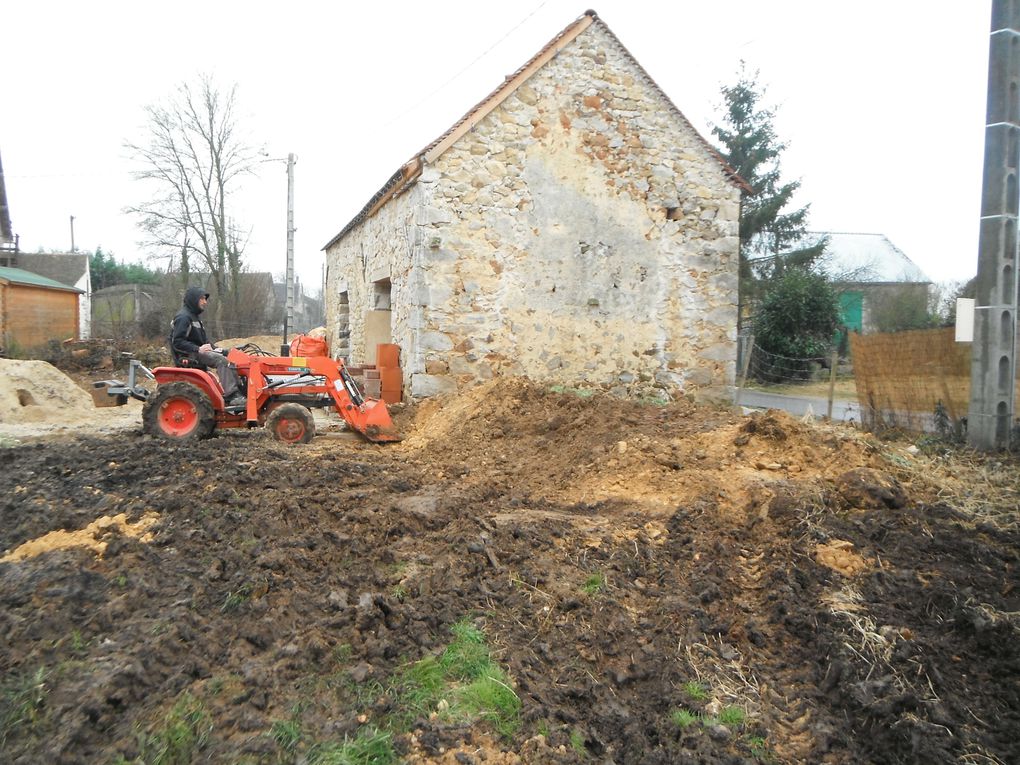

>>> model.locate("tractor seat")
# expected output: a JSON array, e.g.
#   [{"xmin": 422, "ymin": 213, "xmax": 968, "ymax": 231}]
[{"xmin": 176, "ymin": 356, "xmax": 209, "ymax": 372}]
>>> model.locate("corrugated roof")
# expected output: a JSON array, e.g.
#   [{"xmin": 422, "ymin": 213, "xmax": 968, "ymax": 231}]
[
  {"xmin": 323, "ymin": 9, "xmax": 748, "ymax": 251},
  {"xmin": 797, "ymin": 232, "xmax": 930, "ymax": 284},
  {"xmin": 0, "ymin": 266, "xmax": 84, "ymax": 292}
]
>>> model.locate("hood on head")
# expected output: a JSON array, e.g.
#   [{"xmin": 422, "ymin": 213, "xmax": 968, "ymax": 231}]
[{"xmin": 183, "ymin": 286, "xmax": 209, "ymax": 314}]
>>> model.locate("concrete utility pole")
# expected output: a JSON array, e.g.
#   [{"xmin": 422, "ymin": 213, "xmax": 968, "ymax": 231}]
[
  {"xmin": 69, "ymin": 215, "xmax": 75, "ymax": 253},
  {"xmin": 283, "ymin": 153, "xmax": 296, "ymax": 351},
  {"xmin": 969, "ymin": 0, "xmax": 1020, "ymax": 450}
]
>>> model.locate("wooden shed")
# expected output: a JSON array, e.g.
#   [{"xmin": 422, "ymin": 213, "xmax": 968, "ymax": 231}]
[{"xmin": 0, "ymin": 266, "xmax": 82, "ymax": 351}]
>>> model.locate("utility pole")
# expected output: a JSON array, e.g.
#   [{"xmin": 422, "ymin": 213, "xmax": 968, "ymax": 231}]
[
  {"xmin": 969, "ymin": 0, "xmax": 1020, "ymax": 450},
  {"xmin": 282, "ymin": 153, "xmax": 296, "ymax": 353},
  {"xmin": 69, "ymin": 215, "xmax": 76, "ymax": 253}
]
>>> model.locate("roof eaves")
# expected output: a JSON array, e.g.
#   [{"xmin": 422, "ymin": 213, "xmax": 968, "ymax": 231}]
[{"xmin": 323, "ymin": 159, "xmax": 423, "ymax": 251}]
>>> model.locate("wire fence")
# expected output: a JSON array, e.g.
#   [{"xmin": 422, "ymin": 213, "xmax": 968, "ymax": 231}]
[
  {"xmin": 735, "ymin": 335, "xmax": 856, "ymax": 422},
  {"xmin": 744, "ymin": 343, "xmax": 834, "ymax": 385},
  {"xmin": 736, "ymin": 328, "xmax": 985, "ymax": 436}
]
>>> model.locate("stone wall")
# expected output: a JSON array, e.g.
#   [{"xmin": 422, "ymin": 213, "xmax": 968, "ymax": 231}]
[
  {"xmin": 324, "ymin": 187, "xmax": 421, "ymax": 368},
  {"xmin": 326, "ymin": 20, "xmax": 740, "ymax": 399}
]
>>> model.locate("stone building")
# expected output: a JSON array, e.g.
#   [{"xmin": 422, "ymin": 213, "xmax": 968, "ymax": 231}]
[{"xmin": 323, "ymin": 10, "xmax": 746, "ymax": 399}]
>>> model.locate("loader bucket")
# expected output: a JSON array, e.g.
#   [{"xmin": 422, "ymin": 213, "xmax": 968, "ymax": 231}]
[
  {"xmin": 346, "ymin": 399, "xmax": 402, "ymax": 442},
  {"xmin": 91, "ymin": 380, "xmax": 127, "ymax": 407}
]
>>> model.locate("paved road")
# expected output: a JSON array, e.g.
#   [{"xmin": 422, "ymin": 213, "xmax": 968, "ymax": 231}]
[{"xmin": 736, "ymin": 389, "xmax": 861, "ymax": 424}]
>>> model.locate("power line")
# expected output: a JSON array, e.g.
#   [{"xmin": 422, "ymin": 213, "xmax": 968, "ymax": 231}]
[{"xmin": 379, "ymin": 0, "xmax": 550, "ymax": 131}]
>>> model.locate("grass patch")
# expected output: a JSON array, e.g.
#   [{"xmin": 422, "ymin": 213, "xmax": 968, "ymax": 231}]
[
  {"xmin": 281, "ymin": 618, "xmax": 520, "ymax": 760},
  {"xmin": 220, "ymin": 583, "xmax": 252, "ymax": 613},
  {"xmin": 682, "ymin": 681, "xmax": 707, "ymax": 701},
  {"xmin": 306, "ymin": 726, "xmax": 395, "ymax": 764},
  {"xmin": 134, "ymin": 692, "xmax": 212, "ymax": 765},
  {"xmin": 455, "ymin": 667, "xmax": 521, "ymax": 739},
  {"xmin": 581, "ymin": 572, "xmax": 606, "ymax": 596},
  {"xmin": 270, "ymin": 717, "xmax": 303, "ymax": 753},
  {"xmin": 748, "ymin": 734, "xmax": 778, "ymax": 762},
  {"xmin": 569, "ymin": 728, "xmax": 587, "ymax": 757},
  {"xmin": 439, "ymin": 620, "xmax": 491, "ymax": 680},
  {"xmin": 333, "ymin": 643, "xmax": 354, "ymax": 664},
  {"xmin": 391, "ymin": 656, "xmax": 444, "ymax": 724},
  {"xmin": 718, "ymin": 705, "xmax": 746, "ymax": 727},
  {"xmin": 70, "ymin": 629, "xmax": 87, "ymax": 653},
  {"xmin": 0, "ymin": 666, "xmax": 48, "ymax": 747},
  {"xmin": 635, "ymin": 393, "xmax": 671, "ymax": 406},
  {"xmin": 670, "ymin": 708, "xmax": 700, "ymax": 729},
  {"xmin": 549, "ymin": 385, "xmax": 597, "ymax": 399},
  {"xmin": 389, "ymin": 618, "xmax": 520, "ymax": 739}
]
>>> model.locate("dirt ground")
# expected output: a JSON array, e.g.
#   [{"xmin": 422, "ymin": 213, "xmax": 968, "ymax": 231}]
[{"xmin": 1, "ymin": 359, "xmax": 1018, "ymax": 764}]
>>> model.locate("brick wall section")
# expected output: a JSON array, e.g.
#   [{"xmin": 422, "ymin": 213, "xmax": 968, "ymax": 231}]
[{"xmin": 326, "ymin": 22, "xmax": 739, "ymax": 399}]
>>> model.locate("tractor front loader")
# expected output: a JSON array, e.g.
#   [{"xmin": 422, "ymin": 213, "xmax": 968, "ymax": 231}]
[{"xmin": 99, "ymin": 345, "xmax": 400, "ymax": 444}]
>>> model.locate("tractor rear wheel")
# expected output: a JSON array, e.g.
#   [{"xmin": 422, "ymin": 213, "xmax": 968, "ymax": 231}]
[
  {"xmin": 142, "ymin": 382, "xmax": 216, "ymax": 441},
  {"xmin": 266, "ymin": 403, "xmax": 315, "ymax": 444}
]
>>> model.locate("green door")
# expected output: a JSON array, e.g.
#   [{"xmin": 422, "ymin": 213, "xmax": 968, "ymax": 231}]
[{"xmin": 839, "ymin": 291, "xmax": 863, "ymax": 332}]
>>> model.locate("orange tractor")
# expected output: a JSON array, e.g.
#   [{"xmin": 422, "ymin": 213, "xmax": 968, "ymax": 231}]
[{"xmin": 97, "ymin": 344, "xmax": 400, "ymax": 444}]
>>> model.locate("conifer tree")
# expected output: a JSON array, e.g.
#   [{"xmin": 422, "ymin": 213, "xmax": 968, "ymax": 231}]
[{"xmin": 712, "ymin": 65, "xmax": 825, "ymax": 296}]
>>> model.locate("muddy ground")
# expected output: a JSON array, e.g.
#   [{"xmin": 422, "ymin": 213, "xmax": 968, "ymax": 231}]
[{"xmin": 1, "ymin": 375, "xmax": 1018, "ymax": 764}]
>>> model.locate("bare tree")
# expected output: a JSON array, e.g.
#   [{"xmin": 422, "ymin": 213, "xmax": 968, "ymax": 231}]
[{"xmin": 125, "ymin": 76, "xmax": 260, "ymax": 334}]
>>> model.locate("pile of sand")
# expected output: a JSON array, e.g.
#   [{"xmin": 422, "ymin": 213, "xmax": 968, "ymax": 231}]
[
  {"xmin": 0, "ymin": 359, "xmax": 142, "ymax": 438},
  {"xmin": 0, "ymin": 359, "xmax": 98, "ymax": 424}
]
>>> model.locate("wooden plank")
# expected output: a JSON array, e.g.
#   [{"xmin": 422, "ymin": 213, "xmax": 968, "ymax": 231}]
[{"xmin": 5, "ymin": 284, "xmax": 79, "ymax": 348}]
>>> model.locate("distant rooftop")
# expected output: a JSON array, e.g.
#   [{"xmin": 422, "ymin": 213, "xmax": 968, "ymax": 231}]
[
  {"xmin": 793, "ymin": 232, "xmax": 930, "ymax": 284},
  {"xmin": 16, "ymin": 252, "xmax": 89, "ymax": 287}
]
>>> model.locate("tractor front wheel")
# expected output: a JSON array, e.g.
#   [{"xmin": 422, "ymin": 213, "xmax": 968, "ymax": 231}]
[
  {"xmin": 142, "ymin": 382, "xmax": 216, "ymax": 441},
  {"xmin": 266, "ymin": 403, "xmax": 315, "ymax": 444}
]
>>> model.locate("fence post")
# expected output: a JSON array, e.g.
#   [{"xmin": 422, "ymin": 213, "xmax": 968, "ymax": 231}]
[
  {"xmin": 827, "ymin": 350, "xmax": 838, "ymax": 421},
  {"xmin": 735, "ymin": 335, "xmax": 754, "ymax": 407}
]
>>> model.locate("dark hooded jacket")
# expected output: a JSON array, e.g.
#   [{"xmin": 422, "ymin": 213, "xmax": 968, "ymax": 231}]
[{"xmin": 169, "ymin": 286, "xmax": 211, "ymax": 365}]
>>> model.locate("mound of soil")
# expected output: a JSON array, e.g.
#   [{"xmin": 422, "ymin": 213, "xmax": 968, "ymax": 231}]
[
  {"xmin": 0, "ymin": 359, "xmax": 97, "ymax": 424},
  {"xmin": 1, "ymin": 378, "xmax": 1018, "ymax": 764},
  {"xmin": 0, "ymin": 359, "xmax": 142, "ymax": 442}
]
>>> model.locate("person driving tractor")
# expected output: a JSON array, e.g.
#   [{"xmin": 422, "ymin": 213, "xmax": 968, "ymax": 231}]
[{"xmin": 169, "ymin": 286, "xmax": 244, "ymax": 406}]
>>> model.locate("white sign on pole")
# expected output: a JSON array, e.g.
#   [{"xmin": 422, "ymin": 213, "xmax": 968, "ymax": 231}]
[{"xmin": 955, "ymin": 298, "xmax": 975, "ymax": 342}]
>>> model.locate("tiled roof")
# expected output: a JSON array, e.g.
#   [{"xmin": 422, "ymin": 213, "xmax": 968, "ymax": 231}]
[
  {"xmin": 16, "ymin": 252, "xmax": 89, "ymax": 286},
  {"xmin": 323, "ymin": 9, "xmax": 748, "ymax": 250},
  {"xmin": 0, "ymin": 266, "xmax": 84, "ymax": 292}
]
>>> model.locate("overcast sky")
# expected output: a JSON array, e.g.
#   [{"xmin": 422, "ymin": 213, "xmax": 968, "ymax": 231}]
[{"xmin": 3, "ymin": 1, "xmax": 992, "ymax": 291}]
